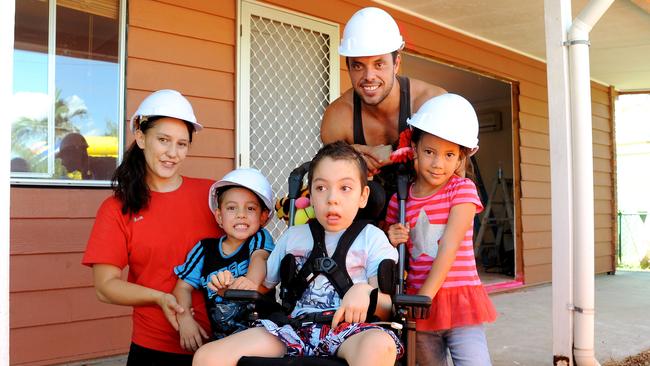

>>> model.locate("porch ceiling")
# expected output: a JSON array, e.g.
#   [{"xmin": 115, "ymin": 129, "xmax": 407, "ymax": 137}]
[{"xmin": 378, "ymin": 0, "xmax": 650, "ymax": 91}]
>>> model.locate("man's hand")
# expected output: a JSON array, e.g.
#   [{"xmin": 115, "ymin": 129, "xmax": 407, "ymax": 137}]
[
  {"xmin": 158, "ymin": 292, "xmax": 184, "ymax": 331},
  {"xmin": 352, "ymin": 144, "xmax": 393, "ymax": 175},
  {"xmin": 331, "ymin": 283, "xmax": 373, "ymax": 327},
  {"xmin": 177, "ymin": 314, "xmax": 209, "ymax": 352},
  {"xmin": 387, "ymin": 223, "xmax": 410, "ymax": 247}
]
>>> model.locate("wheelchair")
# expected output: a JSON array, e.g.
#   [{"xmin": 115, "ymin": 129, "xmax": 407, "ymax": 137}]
[{"xmin": 225, "ymin": 162, "xmax": 430, "ymax": 366}]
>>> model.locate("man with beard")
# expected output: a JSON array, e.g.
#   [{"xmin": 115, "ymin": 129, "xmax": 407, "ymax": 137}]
[{"xmin": 321, "ymin": 7, "xmax": 446, "ymax": 212}]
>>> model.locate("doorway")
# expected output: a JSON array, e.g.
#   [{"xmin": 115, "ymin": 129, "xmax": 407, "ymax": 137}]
[{"xmin": 401, "ymin": 53, "xmax": 517, "ymax": 285}]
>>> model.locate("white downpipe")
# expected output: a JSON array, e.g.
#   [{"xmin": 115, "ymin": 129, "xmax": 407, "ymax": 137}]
[{"xmin": 567, "ymin": 1, "xmax": 614, "ymax": 365}]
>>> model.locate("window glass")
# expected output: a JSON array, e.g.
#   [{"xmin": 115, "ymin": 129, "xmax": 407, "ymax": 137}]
[{"xmin": 11, "ymin": 0, "xmax": 122, "ymax": 183}]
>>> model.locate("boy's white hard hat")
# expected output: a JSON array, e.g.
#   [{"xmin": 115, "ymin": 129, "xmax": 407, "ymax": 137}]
[
  {"xmin": 129, "ymin": 89, "xmax": 203, "ymax": 133},
  {"xmin": 339, "ymin": 7, "xmax": 404, "ymax": 57},
  {"xmin": 407, "ymin": 93, "xmax": 480, "ymax": 155},
  {"xmin": 209, "ymin": 168, "xmax": 274, "ymax": 213}
]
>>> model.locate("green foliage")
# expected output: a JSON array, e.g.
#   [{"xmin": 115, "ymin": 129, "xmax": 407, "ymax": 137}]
[
  {"xmin": 11, "ymin": 89, "xmax": 87, "ymax": 174},
  {"xmin": 641, "ymin": 253, "xmax": 650, "ymax": 270}
]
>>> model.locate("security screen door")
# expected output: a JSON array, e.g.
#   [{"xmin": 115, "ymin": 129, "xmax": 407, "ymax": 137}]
[{"xmin": 238, "ymin": 0, "xmax": 339, "ymax": 236}]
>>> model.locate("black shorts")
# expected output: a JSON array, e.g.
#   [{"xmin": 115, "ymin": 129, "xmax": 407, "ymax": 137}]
[{"xmin": 126, "ymin": 342, "xmax": 193, "ymax": 366}]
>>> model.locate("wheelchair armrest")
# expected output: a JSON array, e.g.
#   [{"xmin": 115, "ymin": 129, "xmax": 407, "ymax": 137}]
[
  {"xmin": 394, "ymin": 294, "xmax": 431, "ymax": 307},
  {"xmin": 224, "ymin": 289, "xmax": 262, "ymax": 302},
  {"xmin": 394, "ymin": 294, "xmax": 431, "ymax": 320}
]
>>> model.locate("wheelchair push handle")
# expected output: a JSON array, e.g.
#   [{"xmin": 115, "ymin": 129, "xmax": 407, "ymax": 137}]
[
  {"xmin": 396, "ymin": 166, "xmax": 409, "ymax": 295},
  {"xmin": 288, "ymin": 161, "xmax": 311, "ymax": 199},
  {"xmin": 288, "ymin": 161, "xmax": 311, "ymax": 227}
]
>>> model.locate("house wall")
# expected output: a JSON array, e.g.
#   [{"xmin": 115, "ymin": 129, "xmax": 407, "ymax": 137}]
[
  {"xmin": 9, "ymin": 1, "xmax": 237, "ymax": 364},
  {"xmin": 8, "ymin": 0, "xmax": 616, "ymax": 364}
]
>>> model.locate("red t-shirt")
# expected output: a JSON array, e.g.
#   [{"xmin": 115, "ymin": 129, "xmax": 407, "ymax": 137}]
[{"xmin": 82, "ymin": 176, "xmax": 220, "ymax": 354}]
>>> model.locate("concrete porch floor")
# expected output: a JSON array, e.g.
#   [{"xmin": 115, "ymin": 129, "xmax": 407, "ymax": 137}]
[
  {"xmin": 64, "ymin": 271, "xmax": 650, "ymax": 366},
  {"xmin": 486, "ymin": 270, "xmax": 650, "ymax": 365}
]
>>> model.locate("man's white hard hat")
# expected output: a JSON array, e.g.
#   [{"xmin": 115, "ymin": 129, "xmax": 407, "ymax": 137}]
[
  {"xmin": 130, "ymin": 89, "xmax": 203, "ymax": 133},
  {"xmin": 209, "ymin": 168, "xmax": 275, "ymax": 215},
  {"xmin": 339, "ymin": 7, "xmax": 404, "ymax": 57},
  {"xmin": 407, "ymin": 93, "xmax": 480, "ymax": 155}
]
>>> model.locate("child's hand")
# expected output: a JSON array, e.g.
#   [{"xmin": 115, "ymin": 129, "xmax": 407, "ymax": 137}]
[
  {"xmin": 158, "ymin": 292, "xmax": 184, "ymax": 331},
  {"xmin": 230, "ymin": 276, "xmax": 258, "ymax": 290},
  {"xmin": 207, "ymin": 270, "xmax": 234, "ymax": 292},
  {"xmin": 387, "ymin": 223, "xmax": 410, "ymax": 247},
  {"xmin": 331, "ymin": 283, "xmax": 373, "ymax": 327},
  {"xmin": 177, "ymin": 314, "xmax": 209, "ymax": 352}
]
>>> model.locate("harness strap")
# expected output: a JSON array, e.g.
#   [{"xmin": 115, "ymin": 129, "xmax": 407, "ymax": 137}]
[
  {"xmin": 397, "ymin": 75, "xmax": 411, "ymax": 138},
  {"xmin": 353, "ymin": 91, "xmax": 366, "ymax": 145},
  {"xmin": 283, "ymin": 220, "xmax": 370, "ymax": 309}
]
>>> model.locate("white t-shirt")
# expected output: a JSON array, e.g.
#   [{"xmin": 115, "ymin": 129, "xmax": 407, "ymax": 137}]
[{"xmin": 264, "ymin": 223, "xmax": 398, "ymax": 317}]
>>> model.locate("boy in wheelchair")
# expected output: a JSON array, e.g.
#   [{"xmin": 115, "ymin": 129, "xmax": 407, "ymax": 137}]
[{"xmin": 194, "ymin": 141, "xmax": 403, "ymax": 366}]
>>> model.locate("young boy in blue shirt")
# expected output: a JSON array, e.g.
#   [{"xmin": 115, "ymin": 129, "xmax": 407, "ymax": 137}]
[{"xmin": 171, "ymin": 168, "xmax": 275, "ymax": 352}]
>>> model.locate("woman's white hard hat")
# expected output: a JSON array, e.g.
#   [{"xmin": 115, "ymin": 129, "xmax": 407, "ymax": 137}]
[
  {"xmin": 339, "ymin": 7, "xmax": 404, "ymax": 57},
  {"xmin": 407, "ymin": 93, "xmax": 480, "ymax": 155},
  {"xmin": 130, "ymin": 89, "xmax": 203, "ymax": 133},
  {"xmin": 209, "ymin": 168, "xmax": 275, "ymax": 215}
]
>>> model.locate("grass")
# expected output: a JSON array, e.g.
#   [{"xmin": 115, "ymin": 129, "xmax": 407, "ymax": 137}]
[{"xmin": 603, "ymin": 349, "xmax": 650, "ymax": 366}]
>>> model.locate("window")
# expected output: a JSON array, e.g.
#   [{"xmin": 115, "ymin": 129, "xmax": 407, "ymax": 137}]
[
  {"xmin": 11, "ymin": 0, "xmax": 125, "ymax": 185},
  {"xmin": 238, "ymin": 0, "xmax": 339, "ymax": 236}
]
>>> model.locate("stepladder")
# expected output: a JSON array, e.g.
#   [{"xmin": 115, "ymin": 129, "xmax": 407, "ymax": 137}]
[{"xmin": 474, "ymin": 166, "xmax": 515, "ymax": 275}]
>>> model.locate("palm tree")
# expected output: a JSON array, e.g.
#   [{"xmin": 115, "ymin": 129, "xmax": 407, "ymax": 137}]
[{"xmin": 11, "ymin": 89, "xmax": 87, "ymax": 174}]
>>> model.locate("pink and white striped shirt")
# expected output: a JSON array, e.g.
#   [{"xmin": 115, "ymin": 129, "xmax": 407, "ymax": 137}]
[{"xmin": 385, "ymin": 175, "xmax": 484, "ymax": 291}]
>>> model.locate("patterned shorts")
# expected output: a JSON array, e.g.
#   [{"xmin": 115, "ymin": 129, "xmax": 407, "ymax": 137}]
[{"xmin": 256, "ymin": 319, "xmax": 404, "ymax": 358}]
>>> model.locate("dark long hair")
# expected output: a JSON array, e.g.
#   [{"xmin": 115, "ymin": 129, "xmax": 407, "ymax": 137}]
[{"xmin": 112, "ymin": 117, "xmax": 195, "ymax": 215}]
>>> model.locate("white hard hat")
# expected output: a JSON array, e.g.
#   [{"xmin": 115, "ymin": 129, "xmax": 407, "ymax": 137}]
[
  {"xmin": 407, "ymin": 94, "xmax": 480, "ymax": 155},
  {"xmin": 129, "ymin": 89, "xmax": 203, "ymax": 133},
  {"xmin": 339, "ymin": 7, "xmax": 404, "ymax": 57},
  {"xmin": 209, "ymin": 168, "xmax": 274, "ymax": 214}
]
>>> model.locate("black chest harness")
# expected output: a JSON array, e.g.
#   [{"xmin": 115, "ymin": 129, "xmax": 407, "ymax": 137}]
[{"xmin": 279, "ymin": 220, "xmax": 370, "ymax": 314}]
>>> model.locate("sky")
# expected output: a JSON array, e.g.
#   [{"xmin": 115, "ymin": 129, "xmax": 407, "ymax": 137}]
[
  {"xmin": 12, "ymin": 49, "xmax": 120, "ymax": 137},
  {"xmin": 615, "ymin": 93, "xmax": 650, "ymax": 213}
]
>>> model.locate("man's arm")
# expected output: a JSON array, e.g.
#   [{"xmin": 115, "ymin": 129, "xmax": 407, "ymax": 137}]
[
  {"xmin": 320, "ymin": 96, "xmax": 353, "ymax": 145},
  {"xmin": 410, "ymin": 78, "xmax": 447, "ymax": 113}
]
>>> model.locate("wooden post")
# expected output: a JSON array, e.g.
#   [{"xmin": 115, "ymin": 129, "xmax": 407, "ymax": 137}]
[{"xmin": 544, "ymin": 0, "xmax": 574, "ymax": 364}]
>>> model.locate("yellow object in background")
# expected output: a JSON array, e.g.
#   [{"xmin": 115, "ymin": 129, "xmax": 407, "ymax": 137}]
[{"xmin": 85, "ymin": 136, "xmax": 118, "ymax": 157}]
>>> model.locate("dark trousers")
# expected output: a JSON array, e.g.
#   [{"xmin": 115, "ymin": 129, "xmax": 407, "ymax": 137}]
[{"xmin": 126, "ymin": 342, "xmax": 194, "ymax": 366}]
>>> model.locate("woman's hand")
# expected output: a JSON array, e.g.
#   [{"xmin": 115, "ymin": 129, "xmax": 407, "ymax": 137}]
[
  {"xmin": 158, "ymin": 292, "xmax": 185, "ymax": 331},
  {"xmin": 387, "ymin": 223, "xmax": 410, "ymax": 247},
  {"xmin": 177, "ymin": 314, "xmax": 209, "ymax": 352},
  {"xmin": 331, "ymin": 283, "xmax": 373, "ymax": 327}
]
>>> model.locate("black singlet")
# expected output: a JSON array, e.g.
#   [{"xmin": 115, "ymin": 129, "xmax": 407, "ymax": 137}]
[{"xmin": 352, "ymin": 76, "xmax": 415, "ymax": 208}]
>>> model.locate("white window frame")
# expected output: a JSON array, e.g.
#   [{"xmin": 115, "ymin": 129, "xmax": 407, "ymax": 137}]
[
  {"xmin": 236, "ymin": 0, "xmax": 340, "ymax": 167},
  {"xmin": 10, "ymin": 0, "xmax": 126, "ymax": 187}
]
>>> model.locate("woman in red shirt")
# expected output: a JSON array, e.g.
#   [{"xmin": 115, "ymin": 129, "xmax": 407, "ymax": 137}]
[{"xmin": 83, "ymin": 90, "xmax": 220, "ymax": 366}]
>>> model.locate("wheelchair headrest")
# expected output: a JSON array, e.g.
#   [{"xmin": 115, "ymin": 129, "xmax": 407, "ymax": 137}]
[{"xmin": 356, "ymin": 180, "xmax": 386, "ymax": 222}]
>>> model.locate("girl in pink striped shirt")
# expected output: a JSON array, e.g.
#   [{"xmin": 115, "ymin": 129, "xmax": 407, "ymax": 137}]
[{"xmin": 386, "ymin": 94, "xmax": 497, "ymax": 366}]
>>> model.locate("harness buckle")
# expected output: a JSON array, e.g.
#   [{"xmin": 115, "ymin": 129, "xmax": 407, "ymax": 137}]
[{"xmin": 314, "ymin": 257, "xmax": 337, "ymax": 274}]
